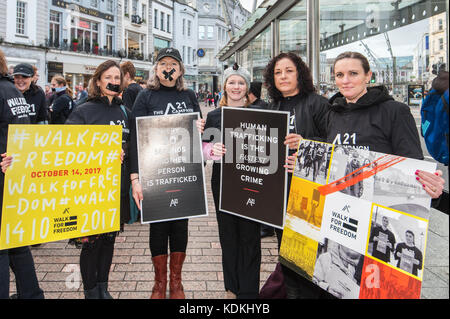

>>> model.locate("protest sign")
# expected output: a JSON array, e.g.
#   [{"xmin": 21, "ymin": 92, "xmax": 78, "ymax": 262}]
[
  {"xmin": 220, "ymin": 107, "xmax": 289, "ymax": 229},
  {"xmin": 280, "ymin": 140, "xmax": 436, "ymax": 299},
  {"xmin": 136, "ymin": 113, "xmax": 208, "ymax": 223},
  {"xmin": 0, "ymin": 125, "xmax": 122, "ymax": 249}
]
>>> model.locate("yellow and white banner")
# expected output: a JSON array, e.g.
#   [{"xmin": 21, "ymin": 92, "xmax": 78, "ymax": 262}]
[{"xmin": 0, "ymin": 125, "xmax": 122, "ymax": 249}]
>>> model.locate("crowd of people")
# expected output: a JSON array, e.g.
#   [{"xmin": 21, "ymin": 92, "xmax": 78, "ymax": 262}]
[{"xmin": 0, "ymin": 45, "xmax": 447, "ymax": 300}]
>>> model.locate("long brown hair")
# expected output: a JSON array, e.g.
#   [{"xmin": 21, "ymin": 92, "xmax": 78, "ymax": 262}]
[
  {"xmin": 88, "ymin": 60, "xmax": 123, "ymax": 99},
  {"xmin": 51, "ymin": 74, "xmax": 73, "ymax": 97}
]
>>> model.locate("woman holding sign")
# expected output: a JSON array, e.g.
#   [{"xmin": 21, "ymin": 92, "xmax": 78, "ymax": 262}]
[
  {"xmin": 263, "ymin": 52, "xmax": 331, "ymax": 299},
  {"xmin": 283, "ymin": 51, "xmax": 444, "ymax": 299},
  {"xmin": 129, "ymin": 48, "xmax": 204, "ymax": 299},
  {"xmin": 325, "ymin": 52, "xmax": 444, "ymax": 198},
  {"xmin": 202, "ymin": 64, "xmax": 262, "ymax": 299},
  {"xmin": 65, "ymin": 60, "xmax": 131, "ymax": 299}
]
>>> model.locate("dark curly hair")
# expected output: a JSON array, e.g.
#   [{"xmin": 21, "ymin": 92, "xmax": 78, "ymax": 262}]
[{"xmin": 263, "ymin": 52, "xmax": 315, "ymax": 103}]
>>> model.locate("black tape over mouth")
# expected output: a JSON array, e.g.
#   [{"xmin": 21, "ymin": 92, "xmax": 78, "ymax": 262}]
[
  {"xmin": 106, "ymin": 83, "xmax": 121, "ymax": 93},
  {"xmin": 163, "ymin": 69, "xmax": 176, "ymax": 81}
]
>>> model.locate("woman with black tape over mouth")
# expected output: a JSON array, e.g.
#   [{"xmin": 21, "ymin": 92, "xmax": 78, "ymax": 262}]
[
  {"xmin": 129, "ymin": 47, "xmax": 204, "ymax": 299},
  {"xmin": 65, "ymin": 60, "xmax": 131, "ymax": 299}
]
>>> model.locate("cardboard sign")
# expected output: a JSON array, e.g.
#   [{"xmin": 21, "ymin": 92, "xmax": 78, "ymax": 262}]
[
  {"xmin": 0, "ymin": 125, "xmax": 122, "ymax": 249},
  {"xmin": 220, "ymin": 107, "xmax": 289, "ymax": 229},
  {"xmin": 136, "ymin": 113, "xmax": 208, "ymax": 223},
  {"xmin": 280, "ymin": 139, "xmax": 436, "ymax": 299}
]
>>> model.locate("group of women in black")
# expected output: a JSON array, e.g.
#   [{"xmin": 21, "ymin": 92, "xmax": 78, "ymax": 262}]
[{"xmin": 0, "ymin": 46, "xmax": 445, "ymax": 299}]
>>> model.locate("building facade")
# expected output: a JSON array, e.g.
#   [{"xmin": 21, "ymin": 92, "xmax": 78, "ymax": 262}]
[
  {"xmin": 173, "ymin": 0, "xmax": 199, "ymax": 90},
  {"xmin": 196, "ymin": 0, "xmax": 250, "ymax": 95},
  {"xmin": 0, "ymin": 0, "xmax": 48, "ymax": 88},
  {"xmin": 121, "ymin": 0, "xmax": 153, "ymax": 81},
  {"xmin": 151, "ymin": 0, "xmax": 174, "ymax": 59}
]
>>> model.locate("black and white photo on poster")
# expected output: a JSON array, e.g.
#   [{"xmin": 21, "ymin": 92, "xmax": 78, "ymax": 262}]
[
  {"xmin": 372, "ymin": 159, "xmax": 435, "ymax": 220},
  {"xmin": 294, "ymin": 139, "xmax": 333, "ymax": 185},
  {"xmin": 313, "ymin": 238, "xmax": 364, "ymax": 299},
  {"xmin": 136, "ymin": 113, "xmax": 208, "ymax": 223},
  {"xmin": 326, "ymin": 145, "xmax": 436, "ymax": 219},
  {"xmin": 220, "ymin": 107, "xmax": 289, "ymax": 229},
  {"xmin": 327, "ymin": 145, "xmax": 377, "ymax": 202},
  {"xmin": 367, "ymin": 205, "xmax": 427, "ymax": 279}
]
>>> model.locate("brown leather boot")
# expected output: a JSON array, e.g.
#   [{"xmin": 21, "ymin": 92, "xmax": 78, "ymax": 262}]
[
  {"xmin": 169, "ymin": 252, "xmax": 186, "ymax": 299},
  {"xmin": 150, "ymin": 254, "xmax": 168, "ymax": 299}
]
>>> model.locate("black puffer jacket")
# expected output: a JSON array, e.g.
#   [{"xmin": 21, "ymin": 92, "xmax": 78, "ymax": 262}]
[{"xmin": 326, "ymin": 85, "xmax": 423, "ymax": 159}]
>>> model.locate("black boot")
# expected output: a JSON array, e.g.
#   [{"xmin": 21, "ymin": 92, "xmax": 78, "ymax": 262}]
[
  {"xmin": 97, "ymin": 282, "xmax": 113, "ymax": 299},
  {"xmin": 84, "ymin": 285, "xmax": 100, "ymax": 299}
]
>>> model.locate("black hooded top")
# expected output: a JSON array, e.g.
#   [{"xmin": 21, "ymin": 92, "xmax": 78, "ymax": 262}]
[{"xmin": 326, "ymin": 86, "xmax": 423, "ymax": 160}]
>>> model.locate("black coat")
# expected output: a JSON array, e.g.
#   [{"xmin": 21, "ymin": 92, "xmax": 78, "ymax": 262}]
[
  {"xmin": 50, "ymin": 89, "xmax": 73, "ymax": 124},
  {"xmin": 268, "ymin": 92, "xmax": 329, "ymax": 141},
  {"xmin": 326, "ymin": 86, "xmax": 423, "ymax": 159},
  {"xmin": 66, "ymin": 96, "xmax": 131, "ymax": 224}
]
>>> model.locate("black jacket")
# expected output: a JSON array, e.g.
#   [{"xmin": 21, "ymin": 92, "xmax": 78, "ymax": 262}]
[
  {"xmin": 0, "ymin": 74, "xmax": 31, "ymax": 155},
  {"xmin": 66, "ymin": 96, "xmax": 131, "ymax": 224},
  {"xmin": 326, "ymin": 86, "xmax": 423, "ymax": 159},
  {"xmin": 0, "ymin": 74, "xmax": 31, "ymax": 192},
  {"xmin": 50, "ymin": 89, "xmax": 73, "ymax": 124},
  {"xmin": 22, "ymin": 84, "xmax": 48, "ymax": 124},
  {"xmin": 129, "ymin": 85, "xmax": 201, "ymax": 174},
  {"xmin": 268, "ymin": 92, "xmax": 328, "ymax": 141},
  {"xmin": 122, "ymin": 82, "xmax": 143, "ymax": 110},
  {"xmin": 250, "ymin": 98, "xmax": 269, "ymax": 109}
]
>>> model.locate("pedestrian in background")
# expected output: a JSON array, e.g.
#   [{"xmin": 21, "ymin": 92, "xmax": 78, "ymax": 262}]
[
  {"xmin": 13, "ymin": 63, "xmax": 48, "ymax": 124},
  {"xmin": 121, "ymin": 61, "xmax": 143, "ymax": 110},
  {"xmin": 75, "ymin": 83, "xmax": 88, "ymax": 106},
  {"xmin": 49, "ymin": 75, "xmax": 74, "ymax": 124}
]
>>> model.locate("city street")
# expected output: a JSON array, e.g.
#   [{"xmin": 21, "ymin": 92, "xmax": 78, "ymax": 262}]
[{"xmin": 7, "ymin": 102, "xmax": 448, "ymax": 300}]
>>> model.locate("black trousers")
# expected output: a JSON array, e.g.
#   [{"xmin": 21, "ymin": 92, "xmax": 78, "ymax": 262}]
[
  {"xmin": 149, "ymin": 219, "xmax": 188, "ymax": 257},
  {"xmin": 211, "ymin": 163, "xmax": 261, "ymax": 298},
  {"xmin": 216, "ymin": 211, "xmax": 261, "ymax": 299},
  {"xmin": 79, "ymin": 233, "xmax": 116, "ymax": 290}
]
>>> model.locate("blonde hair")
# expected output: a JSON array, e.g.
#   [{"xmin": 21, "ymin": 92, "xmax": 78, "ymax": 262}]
[
  {"xmin": 147, "ymin": 60, "xmax": 186, "ymax": 91},
  {"xmin": 219, "ymin": 78, "xmax": 250, "ymax": 107}
]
